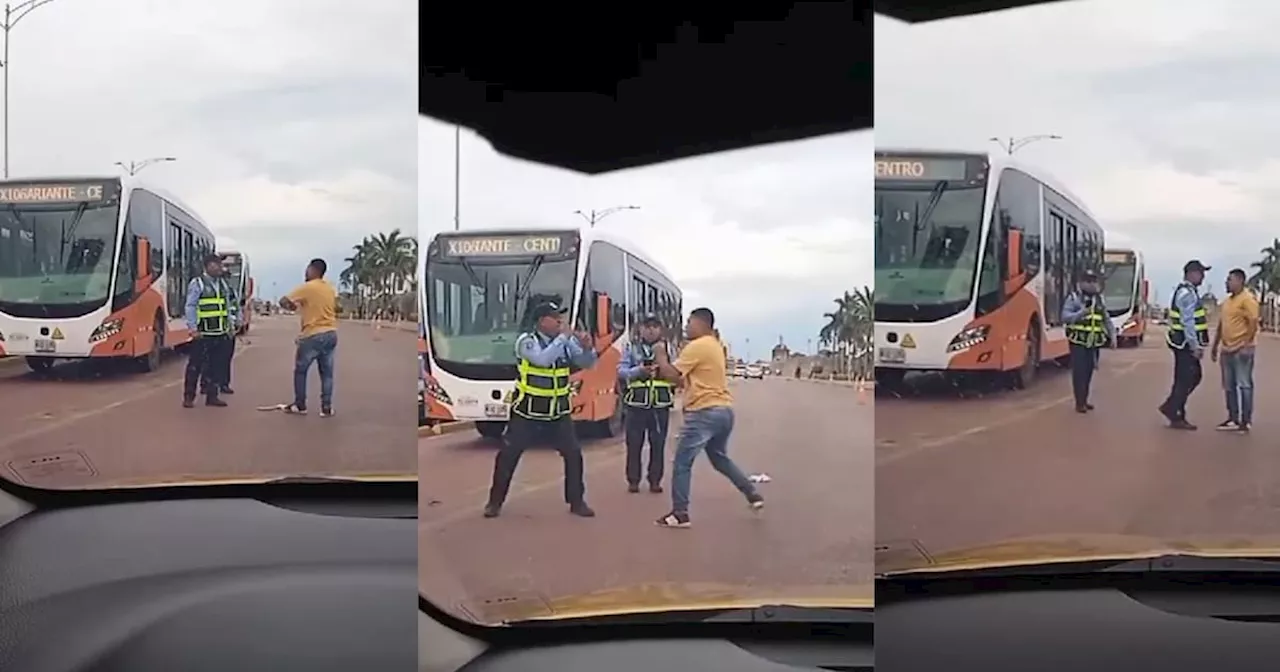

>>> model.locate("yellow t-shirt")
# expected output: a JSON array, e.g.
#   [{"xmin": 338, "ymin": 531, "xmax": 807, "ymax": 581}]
[
  {"xmin": 673, "ymin": 334, "xmax": 733, "ymax": 411},
  {"xmin": 1219, "ymin": 290, "xmax": 1260, "ymax": 352},
  {"xmin": 286, "ymin": 278, "xmax": 338, "ymax": 339}
]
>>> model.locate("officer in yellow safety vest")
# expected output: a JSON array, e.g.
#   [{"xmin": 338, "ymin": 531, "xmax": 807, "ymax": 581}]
[
  {"xmin": 182, "ymin": 253, "xmax": 237, "ymax": 408},
  {"xmin": 1062, "ymin": 269, "xmax": 1116, "ymax": 413},
  {"xmin": 1159, "ymin": 259, "xmax": 1212, "ymax": 430},
  {"xmin": 618, "ymin": 314, "xmax": 676, "ymax": 493},
  {"xmin": 484, "ymin": 301, "xmax": 598, "ymax": 518}
]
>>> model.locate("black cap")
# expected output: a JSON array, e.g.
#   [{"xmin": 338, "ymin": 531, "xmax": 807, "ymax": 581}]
[
  {"xmin": 529, "ymin": 301, "xmax": 568, "ymax": 321},
  {"xmin": 1184, "ymin": 259, "xmax": 1211, "ymax": 274},
  {"xmin": 640, "ymin": 313, "xmax": 662, "ymax": 326}
]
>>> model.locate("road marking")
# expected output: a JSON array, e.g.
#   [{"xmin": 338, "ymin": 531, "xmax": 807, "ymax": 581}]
[
  {"xmin": 0, "ymin": 343, "xmax": 255, "ymax": 450},
  {"xmin": 876, "ymin": 359, "xmax": 1144, "ymax": 467}
]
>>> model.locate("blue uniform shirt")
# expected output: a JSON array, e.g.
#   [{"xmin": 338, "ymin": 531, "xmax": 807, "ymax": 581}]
[
  {"xmin": 516, "ymin": 331, "xmax": 598, "ymax": 369},
  {"xmin": 1171, "ymin": 282, "xmax": 1202, "ymax": 352},
  {"xmin": 1061, "ymin": 290, "xmax": 1116, "ymax": 343}
]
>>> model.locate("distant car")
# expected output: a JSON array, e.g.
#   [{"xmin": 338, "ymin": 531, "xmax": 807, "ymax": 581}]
[
  {"xmin": 744, "ymin": 365, "xmax": 764, "ymax": 380},
  {"xmin": 733, "ymin": 365, "xmax": 748, "ymax": 378}
]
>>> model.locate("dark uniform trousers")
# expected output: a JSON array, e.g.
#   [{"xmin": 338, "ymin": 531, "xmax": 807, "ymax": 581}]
[
  {"xmin": 624, "ymin": 407, "xmax": 670, "ymax": 487},
  {"xmin": 487, "ymin": 414, "xmax": 586, "ymax": 507},
  {"xmin": 184, "ymin": 334, "xmax": 234, "ymax": 400}
]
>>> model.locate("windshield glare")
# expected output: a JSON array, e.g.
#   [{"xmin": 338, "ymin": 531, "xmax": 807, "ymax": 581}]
[
  {"xmin": 875, "ymin": 186, "xmax": 985, "ymax": 306},
  {"xmin": 1103, "ymin": 262, "xmax": 1136, "ymax": 314},
  {"xmin": 425, "ymin": 257, "xmax": 576, "ymax": 365},
  {"xmin": 0, "ymin": 203, "xmax": 120, "ymax": 308}
]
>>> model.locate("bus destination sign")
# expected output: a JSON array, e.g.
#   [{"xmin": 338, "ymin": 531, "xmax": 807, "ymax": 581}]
[
  {"xmin": 1104, "ymin": 251, "xmax": 1134, "ymax": 265},
  {"xmin": 0, "ymin": 182, "xmax": 109, "ymax": 204},
  {"xmin": 875, "ymin": 157, "xmax": 970, "ymax": 181},
  {"xmin": 441, "ymin": 234, "xmax": 565, "ymax": 257}
]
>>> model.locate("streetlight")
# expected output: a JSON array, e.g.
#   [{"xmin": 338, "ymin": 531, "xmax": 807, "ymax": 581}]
[
  {"xmin": 573, "ymin": 205, "xmax": 641, "ymax": 228},
  {"xmin": 0, "ymin": 0, "xmax": 58, "ymax": 179},
  {"xmin": 453, "ymin": 124, "xmax": 461, "ymax": 231},
  {"xmin": 989, "ymin": 134, "xmax": 1062, "ymax": 156},
  {"xmin": 115, "ymin": 157, "xmax": 177, "ymax": 176}
]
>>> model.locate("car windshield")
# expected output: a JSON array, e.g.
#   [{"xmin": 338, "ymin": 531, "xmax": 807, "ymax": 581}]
[
  {"xmin": 876, "ymin": 0, "xmax": 1280, "ymax": 580},
  {"xmin": 418, "ymin": 118, "xmax": 873, "ymax": 625},
  {"xmin": 0, "ymin": 3, "xmax": 417, "ymax": 492}
]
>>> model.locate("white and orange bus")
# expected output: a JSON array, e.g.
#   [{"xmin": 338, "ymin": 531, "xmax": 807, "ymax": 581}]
[
  {"xmin": 874, "ymin": 150, "xmax": 1105, "ymax": 389},
  {"xmin": 1102, "ymin": 247, "xmax": 1147, "ymax": 347},
  {"xmin": 423, "ymin": 227, "xmax": 682, "ymax": 439},
  {"xmin": 217, "ymin": 247, "xmax": 254, "ymax": 335},
  {"xmin": 0, "ymin": 176, "xmax": 216, "ymax": 373}
]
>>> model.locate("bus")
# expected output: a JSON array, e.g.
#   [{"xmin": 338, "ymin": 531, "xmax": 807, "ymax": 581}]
[
  {"xmin": 423, "ymin": 227, "xmax": 683, "ymax": 439},
  {"xmin": 0, "ymin": 176, "xmax": 216, "ymax": 373},
  {"xmin": 217, "ymin": 247, "xmax": 254, "ymax": 335},
  {"xmin": 1102, "ymin": 247, "xmax": 1147, "ymax": 347},
  {"xmin": 874, "ymin": 150, "xmax": 1106, "ymax": 389}
]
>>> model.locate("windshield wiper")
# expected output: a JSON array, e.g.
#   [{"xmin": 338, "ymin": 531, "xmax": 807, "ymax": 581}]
[
  {"xmin": 911, "ymin": 180, "xmax": 948, "ymax": 255},
  {"xmin": 514, "ymin": 254, "xmax": 546, "ymax": 303},
  {"xmin": 507, "ymin": 605, "xmax": 872, "ymax": 627}
]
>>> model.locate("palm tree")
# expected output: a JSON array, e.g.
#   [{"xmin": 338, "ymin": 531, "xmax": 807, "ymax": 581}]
[
  {"xmin": 340, "ymin": 229, "xmax": 417, "ymax": 320},
  {"xmin": 818, "ymin": 286, "xmax": 874, "ymax": 378}
]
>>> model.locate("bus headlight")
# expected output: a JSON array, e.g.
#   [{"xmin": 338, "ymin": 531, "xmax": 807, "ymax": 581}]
[
  {"xmin": 89, "ymin": 318, "xmax": 124, "ymax": 344},
  {"xmin": 1122, "ymin": 320, "xmax": 1136, "ymax": 331},
  {"xmin": 947, "ymin": 324, "xmax": 990, "ymax": 352}
]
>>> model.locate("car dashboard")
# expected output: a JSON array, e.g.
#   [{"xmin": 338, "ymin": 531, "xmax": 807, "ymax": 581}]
[{"xmin": 0, "ymin": 487, "xmax": 415, "ymax": 671}]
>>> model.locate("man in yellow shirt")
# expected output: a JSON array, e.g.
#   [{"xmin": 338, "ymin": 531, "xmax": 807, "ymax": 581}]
[
  {"xmin": 1210, "ymin": 268, "xmax": 1259, "ymax": 432},
  {"xmin": 278, "ymin": 258, "xmax": 339, "ymax": 417},
  {"xmin": 650, "ymin": 307, "xmax": 763, "ymax": 528}
]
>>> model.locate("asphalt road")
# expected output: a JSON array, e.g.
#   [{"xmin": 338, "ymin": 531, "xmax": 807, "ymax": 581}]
[
  {"xmin": 0, "ymin": 315, "xmax": 418, "ymax": 489},
  {"xmin": 877, "ymin": 327, "xmax": 1280, "ymax": 571},
  {"xmin": 419, "ymin": 376, "xmax": 873, "ymax": 624}
]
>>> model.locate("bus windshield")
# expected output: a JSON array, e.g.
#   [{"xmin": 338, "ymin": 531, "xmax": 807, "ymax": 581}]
[
  {"xmin": 222, "ymin": 255, "xmax": 245, "ymax": 293},
  {"xmin": 1103, "ymin": 259, "xmax": 1137, "ymax": 317},
  {"xmin": 874, "ymin": 184, "xmax": 986, "ymax": 308},
  {"xmin": 0, "ymin": 201, "xmax": 121, "ymax": 317},
  {"xmin": 425, "ymin": 256, "xmax": 577, "ymax": 366}
]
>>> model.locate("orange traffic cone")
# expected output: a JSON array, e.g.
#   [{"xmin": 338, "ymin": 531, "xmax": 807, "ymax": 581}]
[{"xmin": 856, "ymin": 378, "xmax": 869, "ymax": 405}]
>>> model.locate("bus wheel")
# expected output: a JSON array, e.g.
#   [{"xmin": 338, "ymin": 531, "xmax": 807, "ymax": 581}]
[
  {"xmin": 1010, "ymin": 322, "xmax": 1040, "ymax": 390},
  {"xmin": 475, "ymin": 421, "xmax": 506, "ymax": 441},
  {"xmin": 25, "ymin": 357, "xmax": 54, "ymax": 373},
  {"xmin": 875, "ymin": 368, "xmax": 906, "ymax": 390},
  {"xmin": 138, "ymin": 316, "xmax": 164, "ymax": 372}
]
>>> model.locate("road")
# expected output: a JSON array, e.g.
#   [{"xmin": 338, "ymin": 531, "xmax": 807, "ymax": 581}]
[
  {"xmin": 877, "ymin": 327, "xmax": 1280, "ymax": 572},
  {"xmin": 0, "ymin": 315, "xmax": 417, "ymax": 489},
  {"xmin": 418, "ymin": 376, "xmax": 873, "ymax": 625}
]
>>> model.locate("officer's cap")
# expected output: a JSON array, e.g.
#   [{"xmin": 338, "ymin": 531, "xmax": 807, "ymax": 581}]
[
  {"xmin": 1184, "ymin": 259, "xmax": 1212, "ymax": 274},
  {"xmin": 530, "ymin": 301, "xmax": 568, "ymax": 321}
]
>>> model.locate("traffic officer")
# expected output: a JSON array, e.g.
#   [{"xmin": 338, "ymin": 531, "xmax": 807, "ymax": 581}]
[
  {"xmin": 182, "ymin": 253, "xmax": 236, "ymax": 408},
  {"xmin": 1160, "ymin": 259, "xmax": 1212, "ymax": 430},
  {"xmin": 484, "ymin": 301, "xmax": 598, "ymax": 518},
  {"xmin": 617, "ymin": 314, "xmax": 676, "ymax": 493},
  {"xmin": 201, "ymin": 256, "xmax": 240, "ymax": 397},
  {"xmin": 1062, "ymin": 269, "xmax": 1116, "ymax": 413}
]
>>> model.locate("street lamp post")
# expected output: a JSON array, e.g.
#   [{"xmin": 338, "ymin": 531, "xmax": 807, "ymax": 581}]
[
  {"xmin": 454, "ymin": 125, "xmax": 461, "ymax": 231},
  {"xmin": 573, "ymin": 205, "xmax": 641, "ymax": 228},
  {"xmin": 115, "ymin": 157, "xmax": 177, "ymax": 176},
  {"xmin": 1, "ymin": 0, "xmax": 57, "ymax": 179},
  {"xmin": 989, "ymin": 134, "xmax": 1062, "ymax": 156}
]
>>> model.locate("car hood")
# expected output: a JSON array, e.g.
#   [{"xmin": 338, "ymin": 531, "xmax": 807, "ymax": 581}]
[
  {"xmin": 457, "ymin": 581, "xmax": 874, "ymax": 624},
  {"xmin": 878, "ymin": 533, "xmax": 1280, "ymax": 576}
]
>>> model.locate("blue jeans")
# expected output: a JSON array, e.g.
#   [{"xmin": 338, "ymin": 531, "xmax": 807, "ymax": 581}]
[
  {"xmin": 294, "ymin": 330, "xmax": 337, "ymax": 411},
  {"xmin": 670, "ymin": 406, "xmax": 758, "ymax": 514},
  {"xmin": 1221, "ymin": 347, "xmax": 1255, "ymax": 424}
]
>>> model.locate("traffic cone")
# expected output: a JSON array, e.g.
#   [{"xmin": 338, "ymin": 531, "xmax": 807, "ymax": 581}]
[{"xmin": 856, "ymin": 378, "xmax": 868, "ymax": 405}]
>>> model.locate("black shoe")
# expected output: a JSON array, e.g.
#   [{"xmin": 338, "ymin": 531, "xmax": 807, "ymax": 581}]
[
  {"xmin": 483, "ymin": 504, "xmax": 501, "ymax": 518},
  {"xmin": 1215, "ymin": 420, "xmax": 1239, "ymax": 431},
  {"xmin": 648, "ymin": 482, "xmax": 663, "ymax": 493},
  {"xmin": 221, "ymin": 386, "xmax": 235, "ymax": 395},
  {"xmin": 746, "ymin": 493, "xmax": 765, "ymax": 510},
  {"xmin": 655, "ymin": 511, "xmax": 691, "ymax": 528},
  {"xmin": 1075, "ymin": 405, "xmax": 1088, "ymax": 413},
  {"xmin": 1158, "ymin": 402, "xmax": 1177, "ymax": 422},
  {"xmin": 569, "ymin": 502, "xmax": 596, "ymax": 517},
  {"xmin": 1085, "ymin": 403, "xmax": 1095, "ymax": 411},
  {"xmin": 1170, "ymin": 419, "xmax": 1197, "ymax": 430},
  {"xmin": 627, "ymin": 483, "xmax": 640, "ymax": 493},
  {"xmin": 1239, "ymin": 422, "xmax": 1251, "ymax": 433},
  {"xmin": 183, "ymin": 397, "xmax": 195, "ymax": 408},
  {"xmin": 206, "ymin": 397, "xmax": 227, "ymax": 407}
]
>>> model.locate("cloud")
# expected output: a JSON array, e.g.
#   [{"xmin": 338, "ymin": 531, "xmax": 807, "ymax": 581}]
[
  {"xmin": 5, "ymin": 0, "xmax": 415, "ymax": 297},
  {"xmin": 876, "ymin": 0, "xmax": 1280, "ymax": 299},
  {"xmin": 419, "ymin": 118, "xmax": 869, "ymax": 356}
]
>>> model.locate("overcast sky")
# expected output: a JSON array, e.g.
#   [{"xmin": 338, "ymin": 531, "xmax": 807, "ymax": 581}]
[
  {"xmin": 419, "ymin": 118, "xmax": 870, "ymax": 360},
  {"xmin": 876, "ymin": 0, "xmax": 1280, "ymax": 305},
  {"xmin": 12, "ymin": 0, "xmax": 415, "ymax": 299}
]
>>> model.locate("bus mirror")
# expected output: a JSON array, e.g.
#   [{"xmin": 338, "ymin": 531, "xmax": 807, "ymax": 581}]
[
  {"xmin": 1007, "ymin": 229, "xmax": 1022, "ymax": 275},
  {"xmin": 135, "ymin": 237, "xmax": 151, "ymax": 280},
  {"xmin": 595, "ymin": 293, "xmax": 610, "ymax": 337}
]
